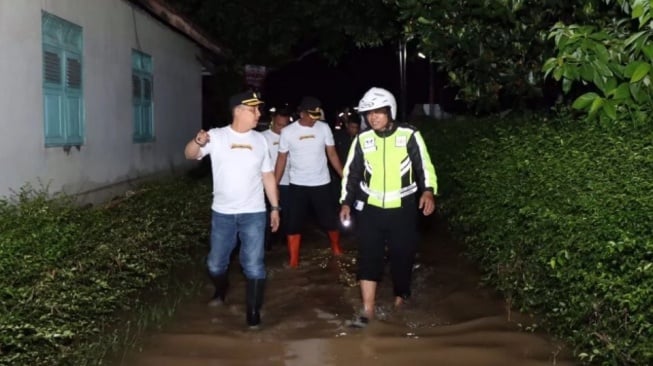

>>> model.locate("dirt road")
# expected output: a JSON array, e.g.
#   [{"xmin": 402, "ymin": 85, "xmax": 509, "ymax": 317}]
[{"xmin": 122, "ymin": 217, "xmax": 575, "ymax": 366}]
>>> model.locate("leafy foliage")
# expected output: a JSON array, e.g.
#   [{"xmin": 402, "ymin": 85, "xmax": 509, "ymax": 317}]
[
  {"xmin": 0, "ymin": 178, "xmax": 211, "ymax": 365},
  {"xmin": 169, "ymin": 0, "xmax": 653, "ymax": 115},
  {"xmin": 393, "ymin": 0, "xmax": 603, "ymax": 112},
  {"xmin": 422, "ymin": 113, "xmax": 653, "ymax": 365},
  {"xmin": 167, "ymin": 0, "xmax": 398, "ymax": 66},
  {"xmin": 542, "ymin": 0, "xmax": 653, "ymax": 123},
  {"xmin": 168, "ymin": 0, "xmax": 653, "ymax": 116}
]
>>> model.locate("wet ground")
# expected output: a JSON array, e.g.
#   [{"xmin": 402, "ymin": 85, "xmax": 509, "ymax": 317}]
[{"xmin": 121, "ymin": 217, "xmax": 576, "ymax": 366}]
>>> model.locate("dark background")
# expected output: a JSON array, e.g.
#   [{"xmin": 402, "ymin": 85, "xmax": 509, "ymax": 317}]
[
  {"xmin": 262, "ymin": 44, "xmax": 458, "ymax": 119},
  {"xmin": 201, "ymin": 43, "xmax": 459, "ymax": 128}
]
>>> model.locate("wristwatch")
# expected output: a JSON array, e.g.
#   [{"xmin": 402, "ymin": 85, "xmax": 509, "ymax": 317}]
[{"xmin": 270, "ymin": 206, "xmax": 281, "ymax": 211}]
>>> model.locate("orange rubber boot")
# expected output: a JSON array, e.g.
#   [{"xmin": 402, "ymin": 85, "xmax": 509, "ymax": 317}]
[
  {"xmin": 287, "ymin": 234, "xmax": 301, "ymax": 268},
  {"xmin": 327, "ymin": 230, "xmax": 343, "ymax": 256}
]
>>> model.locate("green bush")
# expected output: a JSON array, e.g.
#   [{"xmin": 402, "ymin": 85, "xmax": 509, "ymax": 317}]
[
  {"xmin": 422, "ymin": 113, "xmax": 653, "ymax": 365},
  {"xmin": 0, "ymin": 178, "xmax": 211, "ymax": 365}
]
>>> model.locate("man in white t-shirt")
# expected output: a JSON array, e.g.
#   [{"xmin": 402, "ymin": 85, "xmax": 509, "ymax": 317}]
[
  {"xmin": 274, "ymin": 96, "xmax": 344, "ymax": 268},
  {"xmin": 262, "ymin": 105, "xmax": 291, "ymax": 250},
  {"xmin": 184, "ymin": 90, "xmax": 280, "ymax": 329}
]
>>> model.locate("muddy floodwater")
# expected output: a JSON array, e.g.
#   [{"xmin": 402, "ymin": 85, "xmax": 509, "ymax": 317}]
[{"xmin": 122, "ymin": 217, "xmax": 576, "ymax": 366}]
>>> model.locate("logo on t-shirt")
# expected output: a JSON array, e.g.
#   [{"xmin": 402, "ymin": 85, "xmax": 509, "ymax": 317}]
[
  {"xmin": 299, "ymin": 134, "xmax": 316, "ymax": 140},
  {"xmin": 230, "ymin": 143, "xmax": 253, "ymax": 150}
]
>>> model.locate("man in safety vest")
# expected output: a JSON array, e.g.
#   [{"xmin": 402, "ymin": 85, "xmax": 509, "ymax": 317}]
[{"xmin": 339, "ymin": 87, "xmax": 437, "ymax": 327}]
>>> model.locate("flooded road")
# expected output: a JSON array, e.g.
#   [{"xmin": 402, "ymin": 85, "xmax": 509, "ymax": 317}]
[{"xmin": 122, "ymin": 217, "xmax": 576, "ymax": 366}]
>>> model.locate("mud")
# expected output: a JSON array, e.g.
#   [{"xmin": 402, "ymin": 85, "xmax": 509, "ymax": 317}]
[{"xmin": 121, "ymin": 217, "xmax": 576, "ymax": 366}]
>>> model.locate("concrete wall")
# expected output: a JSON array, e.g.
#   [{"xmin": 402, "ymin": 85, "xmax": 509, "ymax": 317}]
[{"xmin": 0, "ymin": 0, "xmax": 203, "ymax": 202}]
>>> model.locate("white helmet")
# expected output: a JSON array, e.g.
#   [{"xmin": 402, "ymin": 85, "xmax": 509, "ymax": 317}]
[{"xmin": 357, "ymin": 87, "xmax": 397, "ymax": 120}]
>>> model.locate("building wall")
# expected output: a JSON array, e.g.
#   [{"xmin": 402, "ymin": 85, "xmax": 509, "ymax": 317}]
[{"xmin": 0, "ymin": 0, "xmax": 203, "ymax": 201}]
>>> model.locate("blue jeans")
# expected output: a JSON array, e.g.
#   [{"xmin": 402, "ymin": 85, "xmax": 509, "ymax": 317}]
[{"xmin": 207, "ymin": 211, "xmax": 267, "ymax": 280}]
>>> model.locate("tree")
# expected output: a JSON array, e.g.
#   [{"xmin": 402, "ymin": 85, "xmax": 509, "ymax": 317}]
[
  {"xmin": 170, "ymin": 0, "xmax": 643, "ymax": 116},
  {"xmin": 543, "ymin": 0, "xmax": 653, "ymax": 125},
  {"xmin": 391, "ymin": 0, "xmax": 604, "ymax": 113},
  {"xmin": 167, "ymin": 0, "xmax": 398, "ymax": 66}
]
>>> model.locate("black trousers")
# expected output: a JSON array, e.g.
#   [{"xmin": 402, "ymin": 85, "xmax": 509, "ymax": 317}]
[
  {"xmin": 356, "ymin": 202, "xmax": 418, "ymax": 299},
  {"xmin": 264, "ymin": 184, "xmax": 289, "ymax": 247},
  {"xmin": 286, "ymin": 183, "xmax": 338, "ymax": 234}
]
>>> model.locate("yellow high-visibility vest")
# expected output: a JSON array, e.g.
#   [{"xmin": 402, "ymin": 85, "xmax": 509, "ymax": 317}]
[{"xmin": 353, "ymin": 125, "xmax": 436, "ymax": 208}]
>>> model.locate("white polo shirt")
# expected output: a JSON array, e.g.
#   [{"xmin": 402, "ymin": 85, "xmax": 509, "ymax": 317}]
[
  {"xmin": 198, "ymin": 126, "xmax": 272, "ymax": 214},
  {"xmin": 262, "ymin": 129, "xmax": 290, "ymax": 186},
  {"xmin": 278, "ymin": 120, "xmax": 334, "ymax": 186}
]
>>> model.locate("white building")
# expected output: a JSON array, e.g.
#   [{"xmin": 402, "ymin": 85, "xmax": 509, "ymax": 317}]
[{"xmin": 0, "ymin": 0, "xmax": 222, "ymax": 202}]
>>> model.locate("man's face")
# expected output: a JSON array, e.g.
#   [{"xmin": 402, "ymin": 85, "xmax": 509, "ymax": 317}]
[
  {"xmin": 272, "ymin": 114, "xmax": 290, "ymax": 131},
  {"xmin": 345, "ymin": 121, "xmax": 360, "ymax": 137},
  {"xmin": 365, "ymin": 108, "xmax": 390, "ymax": 131},
  {"xmin": 236, "ymin": 105, "xmax": 261, "ymax": 128},
  {"xmin": 299, "ymin": 111, "xmax": 318, "ymax": 124}
]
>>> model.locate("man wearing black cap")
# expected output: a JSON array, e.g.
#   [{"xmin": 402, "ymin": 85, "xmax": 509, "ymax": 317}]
[
  {"xmin": 262, "ymin": 104, "xmax": 292, "ymax": 250},
  {"xmin": 274, "ymin": 96, "xmax": 344, "ymax": 268},
  {"xmin": 332, "ymin": 109, "xmax": 361, "ymax": 213},
  {"xmin": 184, "ymin": 90, "xmax": 280, "ymax": 328}
]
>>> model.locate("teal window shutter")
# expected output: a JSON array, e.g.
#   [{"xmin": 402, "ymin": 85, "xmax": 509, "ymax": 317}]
[
  {"xmin": 43, "ymin": 47, "xmax": 65, "ymax": 144},
  {"xmin": 132, "ymin": 50, "xmax": 154, "ymax": 142},
  {"xmin": 65, "ymin": 54, "xmax": 83, "ymax": 144},
  {"xmin": 42, "ymin": 12, "xmax": 84, "ymax": 147},
  {"xmin": 132, "ymin": 74, "xmax": 142, "ymax": 138}
]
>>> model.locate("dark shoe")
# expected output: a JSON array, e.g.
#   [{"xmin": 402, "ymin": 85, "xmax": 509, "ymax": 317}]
[
  {"xmin": 208, "ymin": 273, "xmax": 228, "ymax": 307},
  {"xmin": 246, "ymin": 278, "xmax": 266, "ymax": 328},
  {"xmin": 347, "ymin": 309, "xmax": 371, "ymax": 328},
  {"xmin": 348, "ymin": 315, "xmax": 369, "ymax": 328}
]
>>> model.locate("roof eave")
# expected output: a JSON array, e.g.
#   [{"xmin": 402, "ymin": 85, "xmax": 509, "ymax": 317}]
[{"xmin": 129, "ymin": 0, "xmax": 227, "ymax": 58}]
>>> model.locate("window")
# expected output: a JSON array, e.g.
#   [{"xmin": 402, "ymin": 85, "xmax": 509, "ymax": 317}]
[
  {"xmin": 42, "ymin": 12, "xmax": 84, "ymax": 147},
  {"xmin": 132, "ymin": 50, "xmax": 154, "ymax": 142}
]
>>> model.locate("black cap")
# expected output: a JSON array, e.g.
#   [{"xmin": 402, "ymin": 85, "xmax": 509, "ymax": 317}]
[
  {"xmin": 229, "ymin": 90, "xmax": 264, "ymax": 109},
  {"xmin": 298, "ymin": 96, "xmax": 322, "ymax": 118}
]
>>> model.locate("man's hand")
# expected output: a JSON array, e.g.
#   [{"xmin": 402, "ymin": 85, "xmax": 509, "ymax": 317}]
[
  {"xmin": 339, "ymin": 204, "xmax": 351, "ymax": 223},
  {"xmin": 185, "ymin": 129, "xmax": 210, "ymax": 160},
  {"xmin": 418, "ymin": 191, "xmax": 435, "ymax": 216},
  {"xmin": 195, "ymin": 129, "xmax": 210, "ymax": 146},
  {"xmin": 270, "ymin": 210, "xmax": 280, "ymax": 232}
]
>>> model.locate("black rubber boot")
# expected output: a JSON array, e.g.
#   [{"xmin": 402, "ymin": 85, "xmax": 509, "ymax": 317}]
[
  {"xmin": 208, "ymin": 273, "xmax": 228, "ymax": 307},
  {"xmin": 246, "ymin": 278, "xmax": 266, "ymax": 328}
]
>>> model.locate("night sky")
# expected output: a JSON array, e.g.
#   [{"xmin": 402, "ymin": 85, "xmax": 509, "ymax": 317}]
[
  {"xmin": 260, "ymin": 43, "xmax": 449, "ymax": 121},
  {"xmin": 202, "ymin": 43, "xmax": 457, "ymax": 128}
]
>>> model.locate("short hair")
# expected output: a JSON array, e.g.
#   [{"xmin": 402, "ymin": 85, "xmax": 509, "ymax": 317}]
[{"xmin": 347, "ymin": 116, "xmax": 361, "ymax": 125}]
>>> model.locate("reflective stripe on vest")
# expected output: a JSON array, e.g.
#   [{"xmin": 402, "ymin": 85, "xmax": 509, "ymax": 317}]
[{"xmin": 359, "ymin": 181, "xmax": 418, "ymax": 203}]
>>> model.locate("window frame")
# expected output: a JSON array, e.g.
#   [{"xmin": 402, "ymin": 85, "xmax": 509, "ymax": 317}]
[
  {"xmin": 132, "ymin": 50, "xmax": 154, "ymax": 143},
  {"xmin": 41, "ymin": 11, "xmax": 84, "ymax": 148}
]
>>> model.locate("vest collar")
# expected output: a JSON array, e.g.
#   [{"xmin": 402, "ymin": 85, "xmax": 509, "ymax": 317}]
[{"xmin": 373, "ymin": 122, "xmax": 397, "ymax": 138}]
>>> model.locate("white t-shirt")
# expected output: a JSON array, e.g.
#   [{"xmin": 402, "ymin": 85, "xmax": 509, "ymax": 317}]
[
  {"xmin": 278, "ymin": 121, "xmax": 334, "ymax": 186},
  {"xmin": 262, "ymin": 129, "xmax": 290, "ymax": 186},
  {"xmin": 198, "ymin": 126, "xmax": 272, "ymax": 214}
]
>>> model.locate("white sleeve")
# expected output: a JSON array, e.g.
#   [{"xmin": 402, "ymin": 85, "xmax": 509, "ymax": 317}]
[
  {"xmin": 323, "ymin": 123, "xmax": 335, "ymax": 146},
  {"xmin": 278, "ymin": 128, "xmax": 290, "ymax": 153}
]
